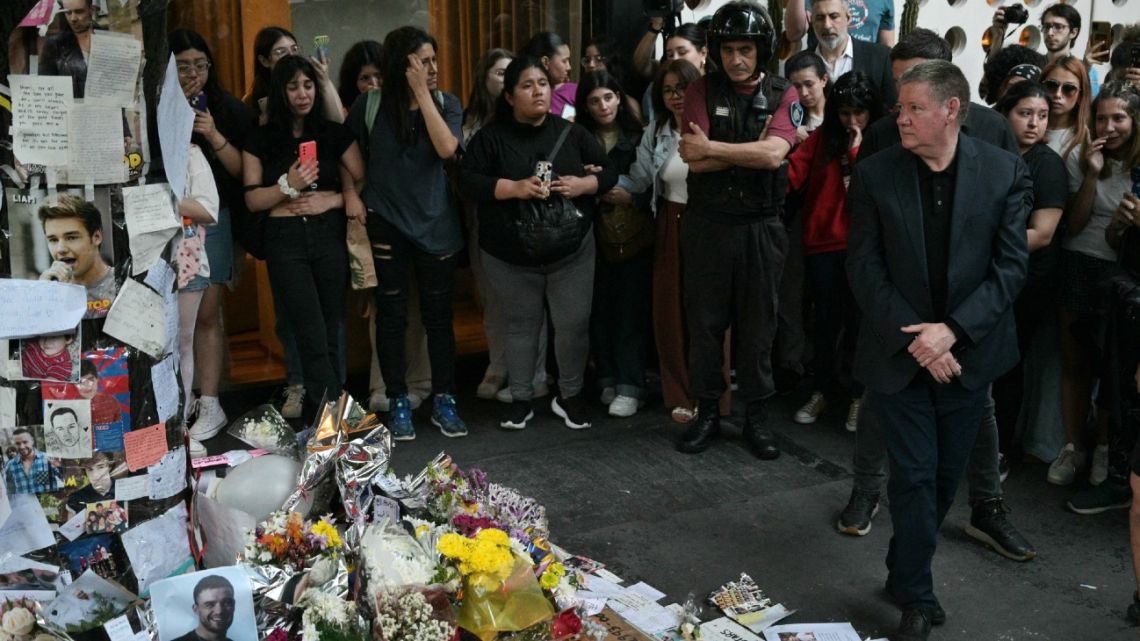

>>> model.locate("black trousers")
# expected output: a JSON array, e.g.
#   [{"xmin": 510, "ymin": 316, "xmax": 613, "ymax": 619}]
[
  {"xmin": 368, "ymin": 216, "xmax": 458, "ymax": 398},
  {"xmin": 990, "ymin": 282, "xmax": 1054, "ymax": 453},
  {"xmin": 681, "ymin": 214, "xmax": 787, "ymax": 404},
  {"xmin": 263, "ymin": 214, "xmax": 347, "ymax": 405},
  {"xmin": 590, "ymin": 250, "xmax": 653, "ymax": 397},
  {"xmin": 805, "ymin": 250, "xmax": 863, "ymax": 396},
  {"xmin": 870, "ymin": 376, "xmax": 987, "ymax": 611}
]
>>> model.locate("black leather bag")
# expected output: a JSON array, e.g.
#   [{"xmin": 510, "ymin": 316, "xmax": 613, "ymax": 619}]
[{"xmin": 506, "ymin": 124, "xmax": 590, "ymax": 266}]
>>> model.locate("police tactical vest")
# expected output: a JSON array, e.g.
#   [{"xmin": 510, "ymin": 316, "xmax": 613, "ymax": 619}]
[{"xmin": 688, "ymin": 71, "xmax": 790, "ymax": 222}]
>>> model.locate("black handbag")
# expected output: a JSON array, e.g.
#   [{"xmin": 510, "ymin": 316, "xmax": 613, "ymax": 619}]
[
  {"xmin": 1105, "ymin": 228, "xmax": 1140, "ymax": 334},
  {"xmin": 506, "ymin": 124, "xmax": 590, "ymax": 266}
]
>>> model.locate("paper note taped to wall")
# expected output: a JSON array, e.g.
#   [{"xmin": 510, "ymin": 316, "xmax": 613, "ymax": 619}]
[
  {"xmin": 103, "ymin": 279, "xmax": 166, "ymax": 358},
  {"xmin": 157, "ymin": 54, "xmax": 195, "ymax": 200},
  {"xmin": 10, "ymin": 75, "xmax": 72, "ymax": 166},
  {"xmin": 123, "ymin": 423, "xmax": 167, "ymax": 471},
  {"xmin": 67, "ymin": 103, "xmax": 128, "ymax": 185},
  {"xmin": 0, "ymin": 280, "xmax": 87, "ymax": 339},
  {"xmin": 85, "ymin": 31, "xmax": 143, "ymax": 107}
]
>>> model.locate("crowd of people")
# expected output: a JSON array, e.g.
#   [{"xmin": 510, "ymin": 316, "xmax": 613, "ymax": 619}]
[{"xmin": 23, "ymin": 0, "xmax": 1140, "ymax": 639}]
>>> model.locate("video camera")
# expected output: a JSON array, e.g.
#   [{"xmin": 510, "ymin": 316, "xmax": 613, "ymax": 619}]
[{"xmin": 644, "ymin": 0, "xmax": 684, "ymax": 35}]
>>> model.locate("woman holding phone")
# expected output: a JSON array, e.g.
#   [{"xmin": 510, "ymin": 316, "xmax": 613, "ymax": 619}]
[{"xmin": 243, "ymin": 55, "xmax": 365, "ymax": 417}]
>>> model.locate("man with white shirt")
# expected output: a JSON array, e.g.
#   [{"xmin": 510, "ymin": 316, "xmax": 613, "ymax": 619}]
[{"xmin": 809, "ymin": 0, "xmax": 896, "ymax": 108}]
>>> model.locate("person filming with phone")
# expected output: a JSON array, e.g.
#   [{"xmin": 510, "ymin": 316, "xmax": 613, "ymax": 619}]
[{"xmin": 243, "ymin": 55, "xmax": 366, "ymax": 420}]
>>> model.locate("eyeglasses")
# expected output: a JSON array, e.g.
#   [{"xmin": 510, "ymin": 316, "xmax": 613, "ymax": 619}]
[
  {"xmin": 1043, "ymin": 78, "xmax": 1079, "ymax": 97},
  {"xmin": 581, "ymin": 55, "xmax": 606, "ymax": 68},
  {"xmin": 176, "ymin": 60, "xmax": 211, "ymax": 77},
  {"xmin": 662, "ymin": 85, "xmax": 687, "ymax": 98},
  {"xmin": 271, "ymin": 44, "xmax": 301, "ymax": 58},
  {"xmin": 1040, "ymin": 22, "xmax": 1070, "ymax": 33}
]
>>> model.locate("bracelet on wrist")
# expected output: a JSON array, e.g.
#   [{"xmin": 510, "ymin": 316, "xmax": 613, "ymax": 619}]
[
  {"xmin": 213, "ymin": 139, "xmax": 230, "ymax": 153},
  {"xmin": 278, "ymin": 173, "xmax": 300, "ymax": 200}
]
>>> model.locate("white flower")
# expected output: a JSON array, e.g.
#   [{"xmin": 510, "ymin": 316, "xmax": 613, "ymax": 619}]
[{"xmin": 2, "ymin": 608, "xmax": 36, "ymax": 636}]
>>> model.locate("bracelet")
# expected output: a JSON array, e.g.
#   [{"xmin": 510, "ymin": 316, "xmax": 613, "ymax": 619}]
[
  {"xmin": 648, "ymin": 26, "xmax": 662, "ymax": 34},
  {"xmin": 213, "ymin": 139, "xmax": 230, "ymax": 153},
  {"xmin": 278, "ymin": 174, "xmax": 300, "ymax": 200}
]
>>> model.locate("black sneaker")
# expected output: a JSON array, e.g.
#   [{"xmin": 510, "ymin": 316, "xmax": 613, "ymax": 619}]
[
  {"xmin": 499, "ymin": 400, "xmax": 534, "ymax": 430},
  {"xmin": 837, "ymin": 489, "xmax": 880, "ymax": 536},
  {"xmin": 895, "ymin": 608, "xmax": 931, "ymax": 641},
  {"xmin": 1066, "ymin": 482, "xmax": 1132, "ymax": 515},
  {"xmin": 552, "ymin": 395, "xmax": 591, "ymax": 429},
  {"xmin": 964, "ymin": 498, "xmax": 1036, "ymax": 561}
]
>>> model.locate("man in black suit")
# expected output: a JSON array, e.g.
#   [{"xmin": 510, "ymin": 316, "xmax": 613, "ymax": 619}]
[
  {"xmin": 846, "ymin": 60, "xmax": 1030, "ymax": 641},
  {"xmin": 172, "ymin": 575, "xmax": 236, "ymax": 641},
  {"xmin": 809, "ymin": 0, "xmax": 896, "ymax": 108}
]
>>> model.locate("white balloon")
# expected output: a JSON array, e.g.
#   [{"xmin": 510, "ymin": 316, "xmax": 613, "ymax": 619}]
[{"xmin": 214, "ymin": 455, "xmax": 301, "ymax": 521}]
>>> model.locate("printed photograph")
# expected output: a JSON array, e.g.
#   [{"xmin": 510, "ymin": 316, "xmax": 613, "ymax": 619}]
[
  {"xmin": 150, "ymin": 567, "xmax": 258, "ymax": 641},
  {"xmin": 1, "ymin": 425, "xmax": 64, "ymax": 495},
  {"xmin": 85, "ymin": 500, "xmax": 128, "ymax": 535},
  {"xmin": 44, "ymin": 568, "xmax": 136, "ymax": 634},
  {"xmin": 0, "ymin": 567, "xmax": 59, "ymax": 601},
  {"xmin": 59, "ymin": 533, "xmax": 126, "ymax": 582},
  {"xmin": 20, "ymin": 329, "xmax": 81, "ymax": 383}
]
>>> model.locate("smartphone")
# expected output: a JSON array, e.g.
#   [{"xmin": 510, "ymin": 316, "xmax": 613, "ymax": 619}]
[
  {"xmin": 298, "ymin": 140, "xmax": 317, "ymax": 166},
  {"xmin": 1089, "ymin": 21, "xmax": 1112, "ymax": 55},
  {"xmin": 313, "ymin": 35, "xmax": 330, "ymax": 61},
  {"xmin": 189, "ymin": 93, "xmax": 208, "ymax": 112}
]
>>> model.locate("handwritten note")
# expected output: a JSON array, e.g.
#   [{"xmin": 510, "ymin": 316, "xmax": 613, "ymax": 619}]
[
  {"xmin": 85, "ymin": 31, "xmax": 142, "ymax": 107},
  {"xmin": 0, "ymin": 280, "xmax": 87, "ymax": 340},
  {"xmin": 151, "ymin": 357, "xmax": 180, "ymax": 423},
  {"xmin": 104, "ymin": 279, "xmax": 166, "ymax": 358},
  {"xmin": 123, "ymin": 184, "xmax": 179, "ymax": 276},
  {"xmin": 0, "ymin": 476, "xmax": 10, "ymax": 530},
  {"xmin": 157, "ymin": 55, "xmax": 195, "ymax": 200},
  {"xmin": 147, "ymin": 447, "xmax": 186, "ymax": 500},
  {"xmin": 103, "ymin": 615, "xmax": 134, "ymax": 641},
  {"xmin": 10, "ymin": 75, "xmax": 72, "ymax": 166},
  {"xmin": 120, "ymin": 503, "xmax": 193, "ymax": 595},
  {"xmin": 123, "ymin": 423, "xmax": 167, "ymax": 471},
  {"xmin": 67, "ymin": 104, "xmax": 128, "ymax": 184},
  {"xmin": 143, "ymin": 260, "xmax": 176, "ymax": 296},
  {"xmin": 115, "ymin": 475, "xmax": 150, "ymax": 502},
  {"xmin": 58, "ymin": 508, "xmax": 87, "ymax": 541}
]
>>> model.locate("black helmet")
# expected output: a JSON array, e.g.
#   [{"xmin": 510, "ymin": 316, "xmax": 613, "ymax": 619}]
[{"xmin": 707, "ymin": 1, "xmax": 775, "ymax": 73}]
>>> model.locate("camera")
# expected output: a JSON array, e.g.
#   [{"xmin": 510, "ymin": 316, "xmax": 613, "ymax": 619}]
[
  {"xmin": 644, "ymin": 0, "xmax": 683, "ymax": 18},
  {"xmin": 1003, "ymin": 4, "xmax": 1029, "ymax": 26}
]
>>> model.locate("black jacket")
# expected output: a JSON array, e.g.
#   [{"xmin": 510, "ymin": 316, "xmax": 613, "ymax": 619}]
[
  {"xmin": 846, "ymin": 135, "xmax": 1031, "ymax": 394},
  {"xmin": 851, "ymin": 38, "xmax": 897, "ymax": 110},
  {"xmin": 460, "ymin": 115, "xmax": 616, "ymax": 263}
]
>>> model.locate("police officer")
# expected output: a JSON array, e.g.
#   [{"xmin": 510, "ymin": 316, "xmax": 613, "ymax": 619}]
[{"xmin": 676, "ymin": 0, "xmax": 801, "ymax": 458}]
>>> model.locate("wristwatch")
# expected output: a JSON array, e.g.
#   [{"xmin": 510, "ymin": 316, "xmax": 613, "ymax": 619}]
[{"xmin": 278, "ymin": 173, "xmax": 300, "ymax": 200}]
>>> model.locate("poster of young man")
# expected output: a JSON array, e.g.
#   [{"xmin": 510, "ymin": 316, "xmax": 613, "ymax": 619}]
[
  {"xmin": 1, "ymin": 425, "xmax": 63, "ymax": 495},
  {"xmin": 151, "ymin": 567, "xmax": 257, "ymax": 641}
]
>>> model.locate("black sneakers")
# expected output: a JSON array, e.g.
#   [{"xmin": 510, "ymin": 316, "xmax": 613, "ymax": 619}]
[
  {"xmin": 677, "ymin": 401, "xmax": 720, "ymax": 453},
  {"xmin": 964, "ymin": 498, "xmax": 1036, "ymax": 561},
  {"xmin": 499, "ymin": 400, "xmax": 534, "ymax": 430},
  {"xmin": 551, "ymin": 395, "xmax": 591, "ymax": 429},
  {"xmin": 837, "ymin": 489, "xmax": 880, "ymax": 536}
]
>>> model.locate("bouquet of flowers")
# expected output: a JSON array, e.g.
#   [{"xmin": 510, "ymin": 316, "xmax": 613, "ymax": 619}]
[
  {"xmin": 358, "ymin": 521, "xmax": 443, "ymax": 608},
  {"xmin": 297, "ymin": 589, "xmax": 368, "ymax": 641},
  {"xmin": 0, "ymin": 599, "xmax": 66, "ymax": 641},
  {"xmin": 228, "ymin": 404, "xmax": 300, "ymax": 458},
  {"xmin": 374, "ymin": 589, "xmax": 454, "ymax": 641},
  {"xmin": 243, "ymin": 511, "xmax": 343, "ymax": 571}
]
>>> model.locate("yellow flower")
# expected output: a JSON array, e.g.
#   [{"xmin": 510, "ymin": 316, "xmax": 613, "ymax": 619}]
[
  {"xmin": 438, "ymin": 533, "xmax": 470, "ymax": 559},
  {"xmin": 539, "ymin": 562, "xmax": 565, "ymax": 590},
  {"xmin": 475, "ymin": 528, "xmax": 509, "ymax": 546},
  {"xmin": 311, "ymin": 519, "xmax": 342, "ymax": 548},
  {"xmin": 415, "ymin": 524, "xmax": 429, "ymax": 538}
]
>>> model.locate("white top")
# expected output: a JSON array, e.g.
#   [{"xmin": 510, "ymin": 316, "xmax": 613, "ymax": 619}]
[
  {"xmin": 181, "ymin": 144, "xmax": 220, "ymax": 279},
  {"xmin": 816, "ymin": 36, "xmax": 854, "ymax": 80},
  {"xmin": 660, "ymin": 148, "xmax": 688, "ymax": 204},
  {"xmin": 1063, "ymin": 146, "xmax": 1123, "ymax": 262},
  {"xmin": 1045, "ymin": 127, "xmax": 1075, "ymax": 158}
]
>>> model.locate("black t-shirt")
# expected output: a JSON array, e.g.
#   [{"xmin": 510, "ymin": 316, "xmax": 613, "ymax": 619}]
[
  {"xmin": 193, "ymin": 91, "xmax": 254, "ymax": 211},
  {"xmin": 245, "ymin": 121, "xmax": 355, "ymax": 193},
  {"xmin": 1022, "ymin": 142, "xmax": 1069, "ymax": 285}
]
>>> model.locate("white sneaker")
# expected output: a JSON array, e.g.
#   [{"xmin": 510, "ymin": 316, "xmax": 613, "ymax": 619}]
[
  {"xmin": 600, "ymin": 386, "xmax": 616, "ymax": 405},
  {"xmin": 368, "ymin": 391, "xmax": 389, "ymax": 413},
  {"xmin": 845, "ymin": 397, "xmax": 862, "ymax": 433},
  {"xmin": 281, "ymin": 384, "xmax": 305, "ymax": 419},
  {"xmin": 1047, "ymin": 443, "xmax": 1087, "ymax": 486},
  {"xmin": 1090, "ymin": 444, "xmax": 1109, "ymax": 486},
  {"xmin": 608, "ymin": 395, "xmax": 641, "ymax": 418},
  {"xmin": 189, "ymin": 437, "xmax": 207, "ymax": 459},
  {"xmin": 476, "ymin": 374, "xmax": 506, "ymax": 400},
  {"xmin": 188, "ymin": 396, "xmax": 227, "ymax": 440},
  {"xmin": 794, "ymin": 391, "xmax": 827, "ymax": 424},
  {"xmin": 496, "ymin": 381, "xmax": 549, "ymax": 403}
]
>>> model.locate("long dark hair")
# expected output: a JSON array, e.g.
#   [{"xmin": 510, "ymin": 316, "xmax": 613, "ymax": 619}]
[
  {"xmin": 653, "ymin": 59, "xmax": 701, "ymax": 129},
  {"xmin": 822, "ymin": 71, "xmax": 883, "ymax": 162},
  {"xmin": 575, "ymin": 71, "xmax": 643, "ymax": 135},
  {"xmin": 495, "ymin": 56, "xmax": 554, "ymax": 123},
  {"xmin": 521, "ymin": 31, "xmax": 567, "ymax": 61},
  {"xmin": 665, "ymin": 23, "xmax": 712, "ymax": 71},
  {"xmin": 266, "ymin": 55, "xmax": 327, "ymax": 135},
  {"xmin": 994, "ymin": 80, "xmax": 1051, "ymax": 117},
  {"xmin": 338, "ymin": 40, "xmax": 383, "ymax": 109},
  {"xmin": 168, "ymin": 29, "xmax": 223, "ymax": 105},
  {"xmin": 465, "ymin": 48, "xmax": 513, "ymax": 131},
  {"xmin": 380, "ymin": 26, "xmax": 441, "ymax": 146},
  {"xmin": 247, "ymin": 26, "xmax": 296, "ymax": 112}
]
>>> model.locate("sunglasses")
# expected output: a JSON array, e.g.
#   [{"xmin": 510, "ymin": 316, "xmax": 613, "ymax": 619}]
[{"xmin": 1043, "ymin": 79, "xmax": 1079, "ymax": 97}]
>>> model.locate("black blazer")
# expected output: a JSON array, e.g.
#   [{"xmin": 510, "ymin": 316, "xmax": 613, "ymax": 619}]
[
  {"xmin": 846, "ymin": 135, "xmax": 1032, "ymax": 394},
  {"xmin": 851, "ymin": 39, "xmax": 897, "ymax": 111}
]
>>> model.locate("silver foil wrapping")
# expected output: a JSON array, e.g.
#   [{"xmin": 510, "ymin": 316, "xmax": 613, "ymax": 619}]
[{"xmin": 240, "ymin": 557, "xmax": 352, "ymax": 637}]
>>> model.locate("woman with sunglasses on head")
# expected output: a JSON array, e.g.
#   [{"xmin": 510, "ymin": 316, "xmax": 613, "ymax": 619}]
[
  {"xmin": 460, "ymin": 56, "xmax": 616, "ymax": 431},
  {"xmin": 1040, "ymin": 56, "xmax": 1090, "ymax": 161},
  {"xmin": 785, "ymin": 72, "xmax": 883, "ymax": 431},
  {"xmin": 245, "ymin": 26, "xmax": 344, "ymax": 125},
  {"xmin": 991, "ymin": 81, "xmax": 1069, "ymax": 458},
  {"xmin": 575, "ymin": 71, "xmax": 649, "ymax": 417},
  {"xmin": 1051, "ymin": 81, "xmax": 1140, "ymax": 488},
  {"xmin": 169, "ymin": 29, "xmax": 254, "ymax": 445},
  {"xmin": 615, "ymin": 59, "xmax": 723, "ymax": 424},
  {"xmin": 243, "ymin": 56, "xmax": 365, "ymax": 419}
]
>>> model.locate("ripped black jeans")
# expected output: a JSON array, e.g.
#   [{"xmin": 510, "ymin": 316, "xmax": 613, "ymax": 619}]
[{"xmin": 367, "ymin": 215, "xmax": 458, "ymax": 398}]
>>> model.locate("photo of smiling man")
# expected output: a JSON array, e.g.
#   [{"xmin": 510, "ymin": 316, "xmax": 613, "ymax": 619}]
[
  {"xmin": 36, "ymin": 194, "xmax": 119, "ymax": 319},
  {"xmin": 151, "ymin": 568, "xmax": 257, "ymax": 641}
]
